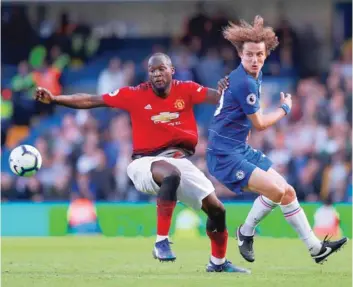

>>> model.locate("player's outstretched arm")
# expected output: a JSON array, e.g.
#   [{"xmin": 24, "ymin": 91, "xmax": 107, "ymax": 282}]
[
  {"xmin": 203, "ymin": 76, "xmax": 230, "ymax": 104},
  {"xmin": 248, "ymin": 92, "xmax": 292, "ymax": 131},
  {"xmin": 204, "ymin": 88, "xmax": 223, "ymax": 104},
  {"xmin": 35, "ymin": 87, "xmax": 107, "ymax": 109}
]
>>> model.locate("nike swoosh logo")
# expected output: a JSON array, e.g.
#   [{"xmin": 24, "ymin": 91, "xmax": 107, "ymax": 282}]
[{"xmin": 312, "ymin": 247, "xmax": 332, "ymax": 259}]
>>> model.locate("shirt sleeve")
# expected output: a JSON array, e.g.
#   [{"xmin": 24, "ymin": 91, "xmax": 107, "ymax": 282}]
[
  {"xmin": 102, "ymin": 87, "xmax": 135, "ymax": 111},
  {"xmin": 231, "ymin": 79, "xmax": 260, "ymax": 115},
  {"xmin": 184, "ymin": 81, "xmax": 208, "ymax": 104}
]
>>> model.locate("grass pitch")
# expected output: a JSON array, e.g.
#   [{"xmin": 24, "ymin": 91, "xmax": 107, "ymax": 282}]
[{"xmin": 2, "ymin": 236, "xmax": 351, "ymax": 287}]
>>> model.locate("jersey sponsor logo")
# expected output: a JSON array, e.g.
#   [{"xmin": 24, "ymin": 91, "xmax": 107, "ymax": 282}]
[
  {"xmin": 236, "ymin": 170, "xmax": 245, "ymax": 180},
  {"xmin": 144, "ymin": 104, "xmax": 152, "ymax": 110},
  {"xmin": 108, "ymin": 89, "xmax": 120, "ymax": 97},
  {"xmin": 246, "ymin": 93, "xmax": 257, "ymax": 105},
  {"xmin": 174, "ymin": 99, "xmax": 185, "ymax": 110},
  {"xmin": 151, "ymin": 112, "xmax": 180, "ymax": 123}
]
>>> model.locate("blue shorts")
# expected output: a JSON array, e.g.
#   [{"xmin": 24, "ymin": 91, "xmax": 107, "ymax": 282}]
[{"xmin": 206, "ymin": 147, "xmax": 272, "ymax": 194}]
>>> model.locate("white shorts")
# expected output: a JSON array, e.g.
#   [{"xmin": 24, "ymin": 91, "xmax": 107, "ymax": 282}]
[{"xmin": 127, "ymin": 157, "xmax": 215, "ymax": 210}]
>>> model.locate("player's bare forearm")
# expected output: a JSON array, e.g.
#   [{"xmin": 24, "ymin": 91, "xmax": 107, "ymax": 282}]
[
  {"xmin": 204, "ymin": 89, "xmax": 222, "ymax": 104},
  {"xmin": 248, "ymin": 108, "xmax": 286, "ymax": 131},
  {"xmin": 261, "ymin": 108, "xmax": 286, "ymax": 129},
  {"xmin": 53, "ymin": 94, "xmax": 107, "ymax": 109}
]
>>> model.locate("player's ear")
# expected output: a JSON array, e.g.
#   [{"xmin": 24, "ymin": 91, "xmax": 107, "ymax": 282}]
[{"xmin": 171, "ymin": 66, "xmax": 175, "ymax": 75}]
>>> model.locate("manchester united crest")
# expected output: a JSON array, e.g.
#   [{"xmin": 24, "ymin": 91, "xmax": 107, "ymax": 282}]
[{"xmin": 174, "ymin": 99, "xmax": 185, "ymax": 110}]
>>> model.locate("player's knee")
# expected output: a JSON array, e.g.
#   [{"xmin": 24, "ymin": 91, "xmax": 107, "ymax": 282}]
[
  {"xmin": 269, "ymin": 183, "xmax": 286, "ymax": 203},
  {"xmin": 156, "ymin": 172, "xmax": 181, "ymax": 202},
  {"xmin": 150, "ymin": 161, "xmax": 181, "ymax": 201},
  {"xmin": 203, "ymin": 195, "xmax": 225, "ymax": 216},
  {"xmin": 165, "ymin": 170, "xmax": 181, "ymax": 182},
  {"xmin": 162, "ymin": 167, "xmax": 181, "ymax": 181},
  {"xmin": 281, "ymin": 185, "xmax": 297, "ymax": 205},
  {"xmin": 151, "ymin": 160, "xmax": 181, "ymax": 185}
]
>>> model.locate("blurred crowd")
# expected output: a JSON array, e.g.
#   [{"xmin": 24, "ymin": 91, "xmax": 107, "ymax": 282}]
[
  {"xmin": 2, "ymin": 5, "xmax": 100, "ymax": 143},
  {"xmin": 1, "ymin": 4, "xmax": 352, "ymax": 203}
]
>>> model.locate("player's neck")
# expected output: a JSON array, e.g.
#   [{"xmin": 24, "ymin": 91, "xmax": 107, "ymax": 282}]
[
  {"xmin": 241, "ymin": 64, "xmax": 261, "ymax": 80},
  {"xmin": 152, "ymin": 84, "xmax": 172, "ymax": 98},
  {"xmin": 246, "ymin": 69, "xmax": 260, "ymax": 80}
]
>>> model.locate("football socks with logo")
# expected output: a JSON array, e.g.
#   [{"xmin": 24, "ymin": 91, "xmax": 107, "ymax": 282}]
[
  {"xmin": 241, "ymin": 196, "xmax": 278, "ymax": 236},
  {"xmin": 206, "ymin": 210, "xmax": 228, "ymax": 265},
  {"xmin": 281, "ymin": 199, "xmax": 322, "ymax": 255},
  {"xmin": 156, "ymin": 174, "xmax": 180, "ymax": 242}
]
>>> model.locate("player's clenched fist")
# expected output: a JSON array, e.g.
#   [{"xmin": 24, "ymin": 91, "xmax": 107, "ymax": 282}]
[
  {"xmin": 280, "ymin": 92, "xmax": 292, "ymax": 110},
  {"xmin": 35, "ymin": 87, "xmax": 54, "ymax": 104}
]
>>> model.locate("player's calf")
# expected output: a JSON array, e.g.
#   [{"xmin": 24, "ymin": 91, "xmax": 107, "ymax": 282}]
[
  {"xmin": 202, "ymin": 195, "xmax": 231, "ymax": 266},
  {"xmin": 206, "ymin": 208, "xmax": 228, "ymax": 265},
  {"xmin": 203, "ymin": 198, "xmax": 250, "ymax": 274},
  {"xmin": 280, "ymin": 185, "xmax": 348, "ymax": 262},
  {"xmin": 237, "ymin": 195, "xmax": 278, "ymax": 262},
  {"xmin": 151, "ymin": 161, "xmax": 180, "ymax": 261}
]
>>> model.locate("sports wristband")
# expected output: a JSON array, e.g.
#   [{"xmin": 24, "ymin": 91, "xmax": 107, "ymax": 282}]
[{"xmin": 280, "ymin": 103, "xmax": 291, "ymax": 115}]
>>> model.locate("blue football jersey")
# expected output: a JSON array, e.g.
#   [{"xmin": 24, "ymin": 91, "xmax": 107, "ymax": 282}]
[{"xmin": 208, "ymin": 64, "xmax": 262, "ymax": 153}]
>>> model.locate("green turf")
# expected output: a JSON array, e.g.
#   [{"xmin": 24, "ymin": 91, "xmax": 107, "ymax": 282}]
[{"xmin": 2, "ymin": 237, "xmax": 351, "ymax": 287}]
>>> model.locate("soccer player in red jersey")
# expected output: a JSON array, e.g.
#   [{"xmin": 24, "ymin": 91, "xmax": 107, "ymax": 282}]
[{"xmin": 35, "ymin": 53, "xmax": 250, "ymax": 273}]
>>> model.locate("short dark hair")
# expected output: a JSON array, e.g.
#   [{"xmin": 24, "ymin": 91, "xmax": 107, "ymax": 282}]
[{"xmin": 149, "ymin": 53, "xmax": 172, "ymax": 66}]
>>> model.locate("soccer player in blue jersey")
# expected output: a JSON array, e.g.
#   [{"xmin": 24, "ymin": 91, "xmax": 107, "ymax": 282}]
[{"xmin": 207, "ymin": 16, "xmax": 347, "ymax": 264}]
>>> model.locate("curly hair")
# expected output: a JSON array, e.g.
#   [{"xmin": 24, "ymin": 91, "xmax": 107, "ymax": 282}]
[{"xmin": 223, "ymin": 15, "xmax": 279, "ymax": 55}]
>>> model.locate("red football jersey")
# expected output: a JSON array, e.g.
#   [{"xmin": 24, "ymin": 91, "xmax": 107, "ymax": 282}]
[{"xmin": 102, "ymin": 80, "xmax": 208, "ymax": 156}]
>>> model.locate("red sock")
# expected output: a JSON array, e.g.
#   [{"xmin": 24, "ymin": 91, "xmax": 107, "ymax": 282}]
[
  {"xmin": 206, "ymin": 229, "xmax": 228, "ymax": 259},
  {"xmin": 157, "ymin": 199, "xmax": 177, "ymax": 236}
]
